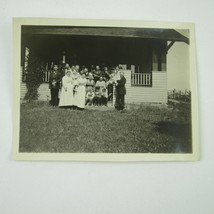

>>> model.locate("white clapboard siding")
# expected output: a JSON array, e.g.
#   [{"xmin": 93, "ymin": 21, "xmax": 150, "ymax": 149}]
[
  {"xmin": 21, "ymin": 70, "xmax": 167, "ymax": 103},
  {"xmin": 20, "ymin": 83, "xmax": 27, "ymax": 99},
  {"xmin": 21, "ymin": 83, "xmax": 51, "ymax": 101},
  {"xmin": 124, "ymin": 70, "xmax": 167, "ymax": 104}
]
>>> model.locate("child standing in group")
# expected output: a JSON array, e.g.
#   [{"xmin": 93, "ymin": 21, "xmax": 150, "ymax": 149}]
[
  {"xmin": 101, "ymin": 88, "xmax": 108, "ymax": 106},
  {"xmin": 85, "ymin": 88, "xmax": 95, "ymax": 106},
  {"xmin": 93, "ymin": 87, "xmax": 102, "ymax": 106}
]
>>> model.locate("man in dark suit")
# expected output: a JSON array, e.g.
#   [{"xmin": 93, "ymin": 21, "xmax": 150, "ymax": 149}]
[
  {"xmin": 115, "ymin": 71, "xmax": 126, "ymax": 111},
  {"xmin": 49, "ymin": 65, "xmax": 61, "ymax": 106}
]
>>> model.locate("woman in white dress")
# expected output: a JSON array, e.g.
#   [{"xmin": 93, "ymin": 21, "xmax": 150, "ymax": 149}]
[
  {"xmin": 59, "ymin": 70, "xmax": 74, "ymax": 108},
  {"xmin": 76, "ymin": 73, "xmax": 87, "ymax": 109},
  {"xmin": 72, "ymin": 68, "xmax": 80, "ymax": 108}
]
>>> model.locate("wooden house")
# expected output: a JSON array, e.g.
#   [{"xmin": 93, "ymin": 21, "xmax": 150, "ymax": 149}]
[{"xmin": 20, "ymin": 26, "xmax": 189, "ymax": 104}]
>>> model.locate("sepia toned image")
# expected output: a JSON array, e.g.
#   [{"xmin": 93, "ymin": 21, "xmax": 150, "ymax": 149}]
[{"xmin": 12, "ymin": 18, "xmax": 199, "ymax": 161}]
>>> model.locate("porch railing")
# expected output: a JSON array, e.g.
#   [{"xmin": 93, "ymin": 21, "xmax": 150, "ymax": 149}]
[
  {"xmin": 23, "ymin": 70, "xmax": 152, "ymax": 86},
  {"xmin": 131, "ymin": 73, "xmax": 152, "ymax": 86},
  {"xmin": 22, "ymin": 70, "xmax": 51, "ymax": 83},
  {"xmin": 43, "ymin": 70, "xmax": 50, "ymax": 83}
]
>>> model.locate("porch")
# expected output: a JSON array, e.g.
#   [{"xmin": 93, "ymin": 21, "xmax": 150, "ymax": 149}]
[
  {"xmin": 20, "ymin": 25, "xmax": 188, "ymax": 104},
  {"xmin": 20, "ymin": 68, "xmax": 167, "ymax": 104}
]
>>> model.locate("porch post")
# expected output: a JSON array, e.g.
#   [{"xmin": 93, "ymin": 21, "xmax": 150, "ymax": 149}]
[
  {"xmin": 62, "ymin": 51, "xmax": 66, "ymax": 63},
  {"xmin": 23, "ymin": 47, "xmax": 30, "ymax": 81},
  {"xmin": 112, "ymin": 85, "xmax": 115, "ymax": 107}
]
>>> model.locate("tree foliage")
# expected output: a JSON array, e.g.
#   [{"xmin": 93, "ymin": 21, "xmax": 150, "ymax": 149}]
[{"xmin": 24, "ymin": 54, "xmax": 45, "ymax": 101}]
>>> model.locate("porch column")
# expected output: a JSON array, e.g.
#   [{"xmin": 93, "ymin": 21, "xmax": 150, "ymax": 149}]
[
  {"xmin": 112, "ymin": 85, "xmax": 116, "ymax": 107},
  {"xmin": 152, "ymin": 49, "xmax": 167, "ymax": 71},
  {"xmin": 23, "ymin": 47, "xmax": 30, "ymax": 81}
]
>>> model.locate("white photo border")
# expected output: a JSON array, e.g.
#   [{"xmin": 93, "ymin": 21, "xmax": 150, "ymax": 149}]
[{"xmin": 12, "ymin": 17, "xmax": 199, "ymax": 161}]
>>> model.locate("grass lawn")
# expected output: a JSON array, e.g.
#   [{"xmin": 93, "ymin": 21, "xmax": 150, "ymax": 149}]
[{"xmin": 19, "ymin": 102, "xmax": 192, "ymax": 153}]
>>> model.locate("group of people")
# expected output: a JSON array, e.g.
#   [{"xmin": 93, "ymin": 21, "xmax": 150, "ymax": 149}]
[{"xmin": 49, "ymin": 63, "xmax": 126, "ymax": 111}]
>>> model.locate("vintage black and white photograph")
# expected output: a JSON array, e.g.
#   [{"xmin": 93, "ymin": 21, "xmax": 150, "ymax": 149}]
[{"xmin": 12, "ymin": 18, "xmax": 199, "ymax": 161}]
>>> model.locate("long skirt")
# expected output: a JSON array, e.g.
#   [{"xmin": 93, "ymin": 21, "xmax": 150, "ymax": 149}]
[
  {"xmin": 59, "ymin": 85, "xmax": 74, "ymax": 107},
  {"xmin": 74, "ymin": 85, "xmax": 86, "ymax": 109}
]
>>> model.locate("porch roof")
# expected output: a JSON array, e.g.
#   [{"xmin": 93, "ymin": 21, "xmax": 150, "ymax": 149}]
[{"xmin": 22, "ymin": 26, "xmax": 189, "ymax": 44}]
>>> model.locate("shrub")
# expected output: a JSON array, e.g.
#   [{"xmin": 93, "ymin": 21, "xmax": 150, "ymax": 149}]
[{"xmin": 24, "ymin": 54, "xmax": 45, "ymax": 101}]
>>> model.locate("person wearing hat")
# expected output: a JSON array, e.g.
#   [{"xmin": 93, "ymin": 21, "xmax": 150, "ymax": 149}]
[{"xmin": 58, "ymin": 69, "xmax": 74, "ymax": 108}]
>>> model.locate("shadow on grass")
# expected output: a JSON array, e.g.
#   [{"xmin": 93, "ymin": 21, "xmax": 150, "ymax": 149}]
[
  {"xmin": 156, "ymin": 121, "xmax": 191, "ymax": 138},
  {"xmin": 155, "ymin": 121, "xmax": 192, "ymax": 153}
]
